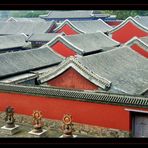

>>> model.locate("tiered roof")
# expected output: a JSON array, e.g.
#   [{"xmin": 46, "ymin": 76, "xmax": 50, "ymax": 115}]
[
  {"xmin": 54, "ymin": 19, "xmax": 113, "ymax": 33},
  {"xmin": 0, "ymin": 46, "xmax": 64, "ymax": 78},
  {"xmin": 47, "ymin": 32, "xmax": 120, "ymax": 55},
  {"xmin": 38, "ymin": 46, "xmax": 148, "ymax": 95}
]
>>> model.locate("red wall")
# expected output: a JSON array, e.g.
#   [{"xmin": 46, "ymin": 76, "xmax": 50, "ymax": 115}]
[
  {"xmin": 112, "ymin": 21, "xmax": 148, "ymax": 43},
  {"xmin": 106, "ymin": 21, "xmax": 122, "ymax": 27},
  {"xmin": 50, "ymin": 41, "xmax": 77, "ymax": 57},
  {"xmin": 56, "ymin": 24, "xmax": 79, "ymax": 35},
  {"xmin": 0, "ymin": 91, "xmax": 148, "ymax": 131},
  {"xmin": 130, "ymin": 44, "xmax": 148, "ymax": 58},
  {"xmin": 48, "ymin": 68, "xmax": 98, "ymax": 90},
  {"xmin": 0, "ymin": 92, "xmax": 136, "ymax": 131}
]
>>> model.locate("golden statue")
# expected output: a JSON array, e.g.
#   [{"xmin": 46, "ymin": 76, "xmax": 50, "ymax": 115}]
[
  {"xmin": 32, "ymin": 110, "xmax": 43, "ymax": 133},
  {"xmin": 61, "ymin": 114, "xmax": 74, "ymax": 137}
]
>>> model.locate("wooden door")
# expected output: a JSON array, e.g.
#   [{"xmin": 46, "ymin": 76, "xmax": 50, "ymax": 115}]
[{"xmin": 133, "ymin": 114, "xmax": 148, "ymax": 137}]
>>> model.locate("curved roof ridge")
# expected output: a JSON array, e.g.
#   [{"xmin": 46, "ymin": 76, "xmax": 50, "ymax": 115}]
[
  {"xmin": 6, "ymin": 17, "xmax": 17, "ymax": 22},
  {"xmin": 125, "ymin": 36, "xmax": 148, "ymax": 50},
  {"xmin": 38, "ymin": 56, "xmax": 111, "ymax": 90},
  {"xmin": 53, "ymin": 19, "xmax": 85, "ymax": 33},
  {"xmin": 109, "ymin": 16, "xmax": 148, "ymax": 33},
  {"xmin": 96, "ymin": 31, "xmax": 120, "ymax": 44},
  {"xmin": 97, "ymin": 18, "xmax": 113, "ymax": 29},
  {"xmin": 46, "ymin": 34, "xmax": 84, "ymax": 54},
  {"xmin": 39, "ymin": 44, "xmax": 65, "ymax": 59}
]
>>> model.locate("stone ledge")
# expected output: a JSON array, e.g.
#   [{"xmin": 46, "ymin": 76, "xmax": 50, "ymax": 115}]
[
  {"xmin": 28, "ymin": 129, "xmax": 47, "ymax": 137},
  {"xmin": 1, "ymin": 125, "xmax": 20, "ymax": 135}
]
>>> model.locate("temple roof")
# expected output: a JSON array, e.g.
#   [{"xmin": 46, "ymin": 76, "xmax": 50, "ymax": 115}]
[
  {"xmin": 54, "ymin": 19, "xmax": 113, "ymax": 33},
  {"xmin": 0, "ymin": 34, "xmax": 30, "ymax": 50},
  {"xmin": 0, "ymin": 46, "xmax": 64, "ymax": 78},
  {"xmin": 0, "ymin": 21, "xmax": 57, "ymax": 35},
  {"xmin": 109, "ymin": 17, "xmax": 148, "ymax": 33},
  {"xmin": 38, "ymin": 46, "xmax": 148, "ymax": 95},
  {"xmin": 40, "ymin": 10, "xmax": 109, "ymax": 19},
  {"xmin": 47, "ymin": 32, "xmax": 120, "ymax": 55},
  {"xmin": 125, "ymin": 36, "xmax": 148, "ymax": 52},
  {"xmin": 27, "ymin": 33, "xmax": 64, "ymax": 42},
  {"xmin": 134, "ymin": 16, "xmax": 148, "ymax": 28}
]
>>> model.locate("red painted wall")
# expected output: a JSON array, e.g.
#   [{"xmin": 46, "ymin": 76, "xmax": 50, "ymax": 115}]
[
  {"xmin": 56, "ymin": 24, "xmax": 79, "ymax": 35},
  {"xmin": 48, "ymin": 68, "xmax": 98, "ymax": 90},
  {"xmin": 130, "ymin": 44, "xmax": 148, "ymax": 58},
  {"xmin": 106, "ymin": 21, "xmax": 122, "ymax": 27},
  {"xmin": 0, "ymin": 92, "xmax": 136, "ymax": 131},
  {"xmin": 112, "ymin": 21, "xmax": 148, "ymax": 43},
  {"xmin": 50, "ymin": 41, "xmax": 77, "ymax": 57}
]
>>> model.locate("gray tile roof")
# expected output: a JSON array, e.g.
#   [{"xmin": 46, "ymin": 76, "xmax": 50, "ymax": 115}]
[
  {"xmin": 38, "ymin": 56, "xmax": 111, "ymax": 90},
  {"xmin": 0, "ymin": 73, "xmax": 37, "ymax": 84},
  {"xmin": 61, "ymin": 32, "xmax": 120, "ymax": 54},
  {"xmin": 125, "ymin": 36, "xmax": 148, "ymax": 52},
  {"xmin": 27, "ymin": 33, "xmax": 64, "ymax": 42},
  {"xmin": 54, "ymin": 19, "xmax": 113, "ymax": 33},
  {"xmin": 140, "ymin": 36, "xmax": 148, "ymax": 45},
  {"xmin": 71, "ymin": 19, "xmax": 113, "ymax": 33},
  {"xmin": 0, "ymin": 21, "xmax": 56, "ymax": 35},
  {"xmin": 0, "ymin": 34, "xmax": 30, "ymax": 50},
  {"xmin": 109, "ymin": 17, "xmax": 148, "ymax": 34},
  {"xmin": 134, "ymin": 16, "xmax": 148, "ymax": 28},
  {"xmin": 0, "ymin": 46, "xmax": 64, "ymax": 78},
  {"xmin": 6, "ymin": 17, "xmax": 46, "ymax": 22},
  {"xmin": 40, "ymin": 10, "xmax": 109, "ymax": 19},
  {"xmin": 78, "ymin": 46, "xmax": 148, "ymax": 95},
  {"xmin": 38, "ymin": 46, "xmax": 148, "ymax": 95},
  {"xmin": 0, "ymin": 83, "xmax": 147, "ymax": 108}
]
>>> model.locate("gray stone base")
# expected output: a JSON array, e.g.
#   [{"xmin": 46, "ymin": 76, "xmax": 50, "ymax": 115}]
[
  {"xmin": 28, "ymin": 129, "xmax": 47, "ymax": 137},
  {"xmin": 1, "ymin": 125, "xmax": 20, "ymax": 135},
  {"xmin": 60, "ymin": 134, "xmax": 77, "ymax": 138}
]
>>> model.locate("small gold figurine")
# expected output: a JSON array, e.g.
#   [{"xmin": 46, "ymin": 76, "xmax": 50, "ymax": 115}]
[
  {"xmin": 61, "ymin": 114, "xmax": 74, "ymax": 137},
  {"xmin": 32, "ymin": 110, "xmax": 44, "ymax": 133}
]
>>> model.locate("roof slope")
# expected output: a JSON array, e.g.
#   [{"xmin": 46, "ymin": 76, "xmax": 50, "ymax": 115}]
[
  {"xmin": 27, "ymin": 33, "xmax": 64, "ymax": 42},
  {"xmin": 125, "ymin": 36, "xmax": 148, "ymax": 52},
  {"xmin": 109, "ymin": 17, "xmax": 148, "ymax": 33},
  {"xmin": 40, "ymin": 10, "xmax": 93, "ymax": 18},
  {"xmin": 0, "ymin": 21, "xmax": 56, "ymax": 35},
  {"xmin": 140, "ymin": 36, "xmax": 148, "ymax": 45},
  {"xmin": 6, "ymin": 17, "xmax": 46, "ymax": 22},
  {"xmin": 38, "ymin": 56, "xmax": 111, "ymax": 90},
  {"xmin": 40, "ymin": 10, "xmax": 110, "ymax": 19},
  {"xmin": 0, "ymin": 46, "xmax": 64, "ymax": 78},
  {"xmin": 78, "ymin": 46, "xmax": 148, "ymax": 95},
  {"xmin": 0, "ymin": 34, "xmax": 29, "ymax": 50},
  {"xmin": 38, "ymin": 46, "xmax": 148, "ymax": 95},
  {"xmin": 54, "ymin": 19, "xmax": 112, "ymax": 33},
  {"xmin": 71, "ymin": 19, "xmax": 113, "ymax": 33},
  {"xmin": 48, "ymin": 32, "xmax": 120, "ymax": 55},
  {"xmin": 134, "ymin": 16, "xmax": 148, "ymax": 28}
]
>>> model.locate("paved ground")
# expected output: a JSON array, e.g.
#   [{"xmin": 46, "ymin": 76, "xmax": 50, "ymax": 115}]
[{"xmin": 0, "ymin": 120, "xmax": 94, "ymax": 138}]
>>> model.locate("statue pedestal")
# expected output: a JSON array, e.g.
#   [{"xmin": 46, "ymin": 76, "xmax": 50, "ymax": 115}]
[
  {"xmin": 59, "ymin": 134, "xmax": 77, "ymax": 138},
  {"xmin": 28, "ymin": 129, "xmax": 47, "ymax": 137},
  {"xmin": 1, "ymin": 125, "xmax": 20, "ymax": 135}
]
